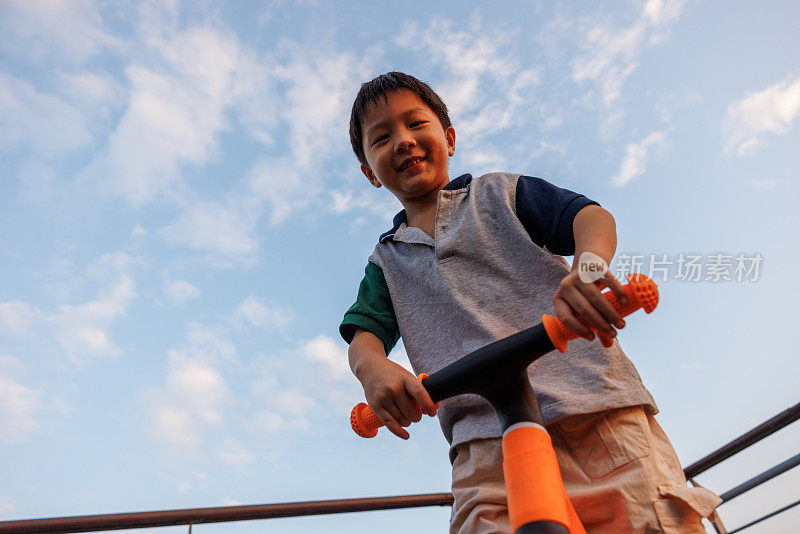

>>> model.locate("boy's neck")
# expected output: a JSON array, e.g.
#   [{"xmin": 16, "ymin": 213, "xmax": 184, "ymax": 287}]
[{"xmin": 402, "ymin": 178, "xmax": 449, "ymax": 238}]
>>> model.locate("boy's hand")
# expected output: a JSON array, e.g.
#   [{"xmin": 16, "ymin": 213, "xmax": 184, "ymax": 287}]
[
  {"xmin": 552, "ymin": 269, "xmax": 628, "ymax": 342},
  {"xmin": 357, "ymin": 355, "xmax": 438, "ymax": 440}
]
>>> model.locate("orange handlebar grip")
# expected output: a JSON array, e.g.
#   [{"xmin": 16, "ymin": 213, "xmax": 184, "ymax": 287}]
[
  {"xmin": 351, "ymin": 402, "xmax": 383, "ymax": 438},
  {"xmin": 502, "ymin": 424, "xmax": 586, "ymax": 533},
  {"xmin": 542, "ymin": 273, "xmax": 659, "ymax": 353},
  {"xmin": 350, "ymin": 373, "xmax": 438, "ymax": 439}
]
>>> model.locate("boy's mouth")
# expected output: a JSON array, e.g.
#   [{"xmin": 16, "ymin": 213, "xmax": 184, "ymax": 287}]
[{"xmin": 397, "ymin": 156, "xmax": 426, "ymax": 172}]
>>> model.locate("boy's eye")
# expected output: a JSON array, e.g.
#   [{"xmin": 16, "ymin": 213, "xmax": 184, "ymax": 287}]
[
  {"xmin": 372, "ymin": 134, "xmax": 388, "ymax": 145},
  {"xmin": 411, "ymin": 121, "xmax": 426, "ymax": 127}
]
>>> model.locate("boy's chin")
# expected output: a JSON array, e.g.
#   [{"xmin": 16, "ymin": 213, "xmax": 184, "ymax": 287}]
[{"xmin": 401, "ymin": 181, "xmax": 447, "ymax": 200}]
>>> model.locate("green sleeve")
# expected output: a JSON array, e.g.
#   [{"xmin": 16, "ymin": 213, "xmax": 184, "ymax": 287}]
[{"xmin": 339, "ymin": 261, "xmax": 400, "ymax": 355}]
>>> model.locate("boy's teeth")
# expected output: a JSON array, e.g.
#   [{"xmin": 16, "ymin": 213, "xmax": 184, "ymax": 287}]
[{"xmin": 401, "ymin": 158, "xmax": 423, "ymax": 170}]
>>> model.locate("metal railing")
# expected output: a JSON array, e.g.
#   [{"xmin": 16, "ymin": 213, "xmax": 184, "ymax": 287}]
[
  {"xmin": 1, "ymin": 402, "xmax": 797, "ymax": 534},
  {"xmin": 0, "ymin": 494, "xmax": 454, "ymax": 533},
  {"xmin": 682, "ymin": 401, "xmax": 800, "ymax": 533}
]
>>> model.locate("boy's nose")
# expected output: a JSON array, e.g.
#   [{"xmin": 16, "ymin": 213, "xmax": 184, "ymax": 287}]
[{"xmin": 393, "ymin": 135, "xmax": 416, "ymax": 153}]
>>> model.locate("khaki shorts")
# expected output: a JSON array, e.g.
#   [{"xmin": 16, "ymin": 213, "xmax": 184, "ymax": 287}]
[{"xmin": 450, "ymin": 406, "xmax": 721, "ymax": 533}]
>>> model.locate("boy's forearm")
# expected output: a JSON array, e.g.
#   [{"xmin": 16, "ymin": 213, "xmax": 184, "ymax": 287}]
[
  {"xmin": 571, "ymin": 205, "xmax": 617, "ymax": 269},
  {"xmin": 348, "ymin": 328, "xmax": 387, "ymax": 381}
]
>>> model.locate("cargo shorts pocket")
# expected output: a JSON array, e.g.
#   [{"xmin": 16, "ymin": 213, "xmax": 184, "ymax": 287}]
[
  {"xmin": 654, "ymin": 485, "xmax": 722, "ymax": 532},
  {"xmin": 556, "ymin": 407, "xmax": 651, "ymax": 478}
]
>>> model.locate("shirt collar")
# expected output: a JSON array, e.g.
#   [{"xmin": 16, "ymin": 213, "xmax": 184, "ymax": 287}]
[{"xmin": 378, "ymin": 173, "xmax": 473, "ymax": 243}]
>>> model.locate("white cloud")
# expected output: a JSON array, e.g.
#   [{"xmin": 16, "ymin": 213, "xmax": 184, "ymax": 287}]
[
  {"xmin": 329, "ymin": 189, "xmax": 400, "ymax": 218},
  {"xmin": 159, "ymin": 155, "xmax": 315, "ymax": 264},
  {"xmin": 252, "ymin": 409, "xmax": 309, "ymax": 434},
  {"xmin": 130, "ymin": 224, "xmax": 148, "ymax": 240},
  {"xmin": 164, "ymin": 280, "xmax": 200, "ymax": 303},
  {"xmin": 17, "ymin": 162, "xmax": 58, "ymax": 203},
  {"xmin": 58, "ymin": 70, "xmax": 125, "ymax": 121},
  {"xmin": 0, "ymin": 253, "xmax": 137, "ymax": 365},
  {"xmin": 153, "ymin": 405, "xmax": 199, "ymax": 452},
  {"xmin": 251, "ymin": 389, "xmax": 316, "ymax": 434},
  {"xmin": 654, "ymin": 90, "xmax": 703, "ymax": 123},
  {"xmin": 237, "ymin": 296, "xmax": 292, "ymax": 330},
  {"xmin": 87, "ymin": 4, "xmax": 371, "ymax": 233},
  {"xmin": 0, "ymin": 72, "xmax": 93, "ymax": 158},
  {"xmin": 0, "ymin": 302, "xmax": 35, "ymax": 334},
  {"xmin": 331, "ymin": 190, "xmax": 365, "ymax": 214},
  {"xmin": 396, "ymin": 17, "xmax": 516, "ymax": 115},
  {"xmin": 53, "ymin": 274, "xmax": 136, "ymax": 363},
  {"xmin": 244, "ymin": 157, "xmax": 312, "ymax": 227},
  {"xmin": 149, "ymin": 34, "xmax": 372, "ymax": 259},
  {"xmin": 166, "ymin": 357, "xmax": 229, "ymax": 424},
  {"xmin": 183, "ymin": 326, "xmax": 238, "ymax": 364},
  {"xmin": 84, "ymin": 11, "xmax": 273, "ymax": 207},
  {"xmin": 218, "ymin": 439, "xmax": 253, "ymax": 466},
  {"xmin": 250, "ymin": 366, "xmax": 317, "ymax": 434},
  {"xmin": 612, "ymin": 130, "xmax": 668, "ymax": 187},
  {"xmin": 215, "ymin": 45, "xmax": 373, "ymax": 229},
  {"xmin": 248, "ymin": 335, "xmax": 360, "ymax": 435},
  {"xmin": 145, "ymin": 323, "xmax": 237, "ymax": 456},
  {"xmin": 724, "ymin": 72, "xmax": 800, "ymax": 157},
  {"xmin": 395, "ymin": 16, "xmax": 543, "ymax": 172},
  {"xmin": 52, "ymin": 8, "xmax": 377, "ymax": 257},
  {"xmin": 89, "ymin": 62, "xmax": 229, "ymax": 205},
  {"xmin": 301, "ymin": 335, "xmax": 351, "ymax": 380},
  {"xmin": 572, "ymin": 23, "xmax": 644, "ymax": 106},
  {"xmin": 50, "ymin": 253, "xmax": 137, "ymax": 363},
  {"xmin": 0, "ymin": 0, "xmax": 121, "ymax": 65},
  {"xmin": 150, "ymin": 350, "xmax": 232, "ymax": 455},
  {"xmin": 0, "ymin": 356, "xmax": 40, "ymax": 443},
  {"xmin": 275, "ymin": 44, "xmax": 371, "ymax": 169},
  {"xmin": 160, "ymin": 196, "xmax": 260, "ymax": 265},
  {"xmin": 571, "ymin": 1, "xmax": 688, "ymax": 106},
  {"xmin": 642, "ymin": 0, "xmax": 687, "ymax": 27}
]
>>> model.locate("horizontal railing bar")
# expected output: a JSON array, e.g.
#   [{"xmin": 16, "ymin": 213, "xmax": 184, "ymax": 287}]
[
  {"xmin": 0, "ymin": 493, "xmax": 455, "ymax": 534},
  {"xmin": 726, "ymin": 497, "xmax": 800, "ymax": 534},
  {"xmin": 719, "ymin": 452, "xmax": 800, "ymax": 503},
  {"xmin": 684, "ymin": 401, "xmax": 800, "ymax": 478},
  {"xmin": 3, "ymin": 401, "xmax": 797, "ymax": 533}
]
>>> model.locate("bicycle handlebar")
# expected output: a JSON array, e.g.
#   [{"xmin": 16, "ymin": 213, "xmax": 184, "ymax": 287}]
[
  {"xmin": 542, "ymin": 273, "xmax": 658, "ymax": 352},
  {"xmin": 351, "ymin": 274, "xmax": 659, "ymax": 438}
]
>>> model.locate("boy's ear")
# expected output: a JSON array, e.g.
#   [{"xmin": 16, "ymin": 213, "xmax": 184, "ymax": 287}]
[
  {"xmin": 361, "ymin": 164, "xmax": 382, "ymax": 189},
  {"xmin": 446, "ymin": 126, "xmax": 456, "ymax": 157}
]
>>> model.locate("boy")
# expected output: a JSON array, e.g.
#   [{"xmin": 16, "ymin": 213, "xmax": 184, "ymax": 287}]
[{"xmin": 340, "ymin": 72, "xmax": 720, "ymax": 533}]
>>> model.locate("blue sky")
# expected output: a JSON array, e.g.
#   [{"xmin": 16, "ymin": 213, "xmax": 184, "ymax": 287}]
[{"xmin": 1, "ymin": 1, "xmax": 799, "ymax": 532}]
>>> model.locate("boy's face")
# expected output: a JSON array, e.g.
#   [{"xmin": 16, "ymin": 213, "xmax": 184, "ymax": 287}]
[{"xmin": 360, "ymin": 89, "xmax": 456, "ymax": 204}]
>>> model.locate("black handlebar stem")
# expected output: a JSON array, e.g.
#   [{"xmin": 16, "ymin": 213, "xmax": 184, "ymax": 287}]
[{"xmin": 421, "ymin": 324, "xmax": 556, "ymax": 429}]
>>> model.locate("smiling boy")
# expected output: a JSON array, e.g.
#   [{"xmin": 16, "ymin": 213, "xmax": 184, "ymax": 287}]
[
  {"xmin": 340, "ymin": 72, "xmax": 720, "ymax": 533},
  {"xmin": 358, "ymin": 88, "xmax": 455, "ymax": 240}
]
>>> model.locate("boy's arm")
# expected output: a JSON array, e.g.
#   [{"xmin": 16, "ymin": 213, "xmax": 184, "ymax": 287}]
[
  {"xmin": 572, "ymin": 204, "xmax": 616, "ymax": 268},
  {"xmin": 340, "ymin": 262, "xmax": 400, "ymax": 353},
  {"xmin": 349, "ymin": 327, "xmax": 437, "ymax": 440},
  {"xmin": 341, "ymin": 262, "xmax": 434, "ymax": 439},
  {"xmin": 552, "ymin": 205, "xmax": 629, "ymax": 341}
]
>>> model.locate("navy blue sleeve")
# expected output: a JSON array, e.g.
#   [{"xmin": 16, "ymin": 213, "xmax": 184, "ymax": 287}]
[{"xmin": 515, "ymin": 175, "xmax": 600, "ymax": 256}]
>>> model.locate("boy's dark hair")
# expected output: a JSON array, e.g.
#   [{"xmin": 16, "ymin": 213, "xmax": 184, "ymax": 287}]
[{"xmin": 349, "ymin": 71, "xmax": 452, "ymax": 166}]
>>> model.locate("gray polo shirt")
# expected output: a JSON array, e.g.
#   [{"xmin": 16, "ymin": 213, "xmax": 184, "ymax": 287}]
[{"xmin": 341, "ymin": 172, "xmax": 656, "ymax": 450}]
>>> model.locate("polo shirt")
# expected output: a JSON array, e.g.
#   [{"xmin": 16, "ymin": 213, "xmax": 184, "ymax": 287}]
[{"xmin": 341, "ymin": 172, "xmax": 657, "ymax": 450}]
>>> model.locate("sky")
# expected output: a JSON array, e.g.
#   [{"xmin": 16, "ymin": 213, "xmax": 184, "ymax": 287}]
[{"xmin": 1, "ymin": 0, "xmax": 799, "ymax": 532}]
